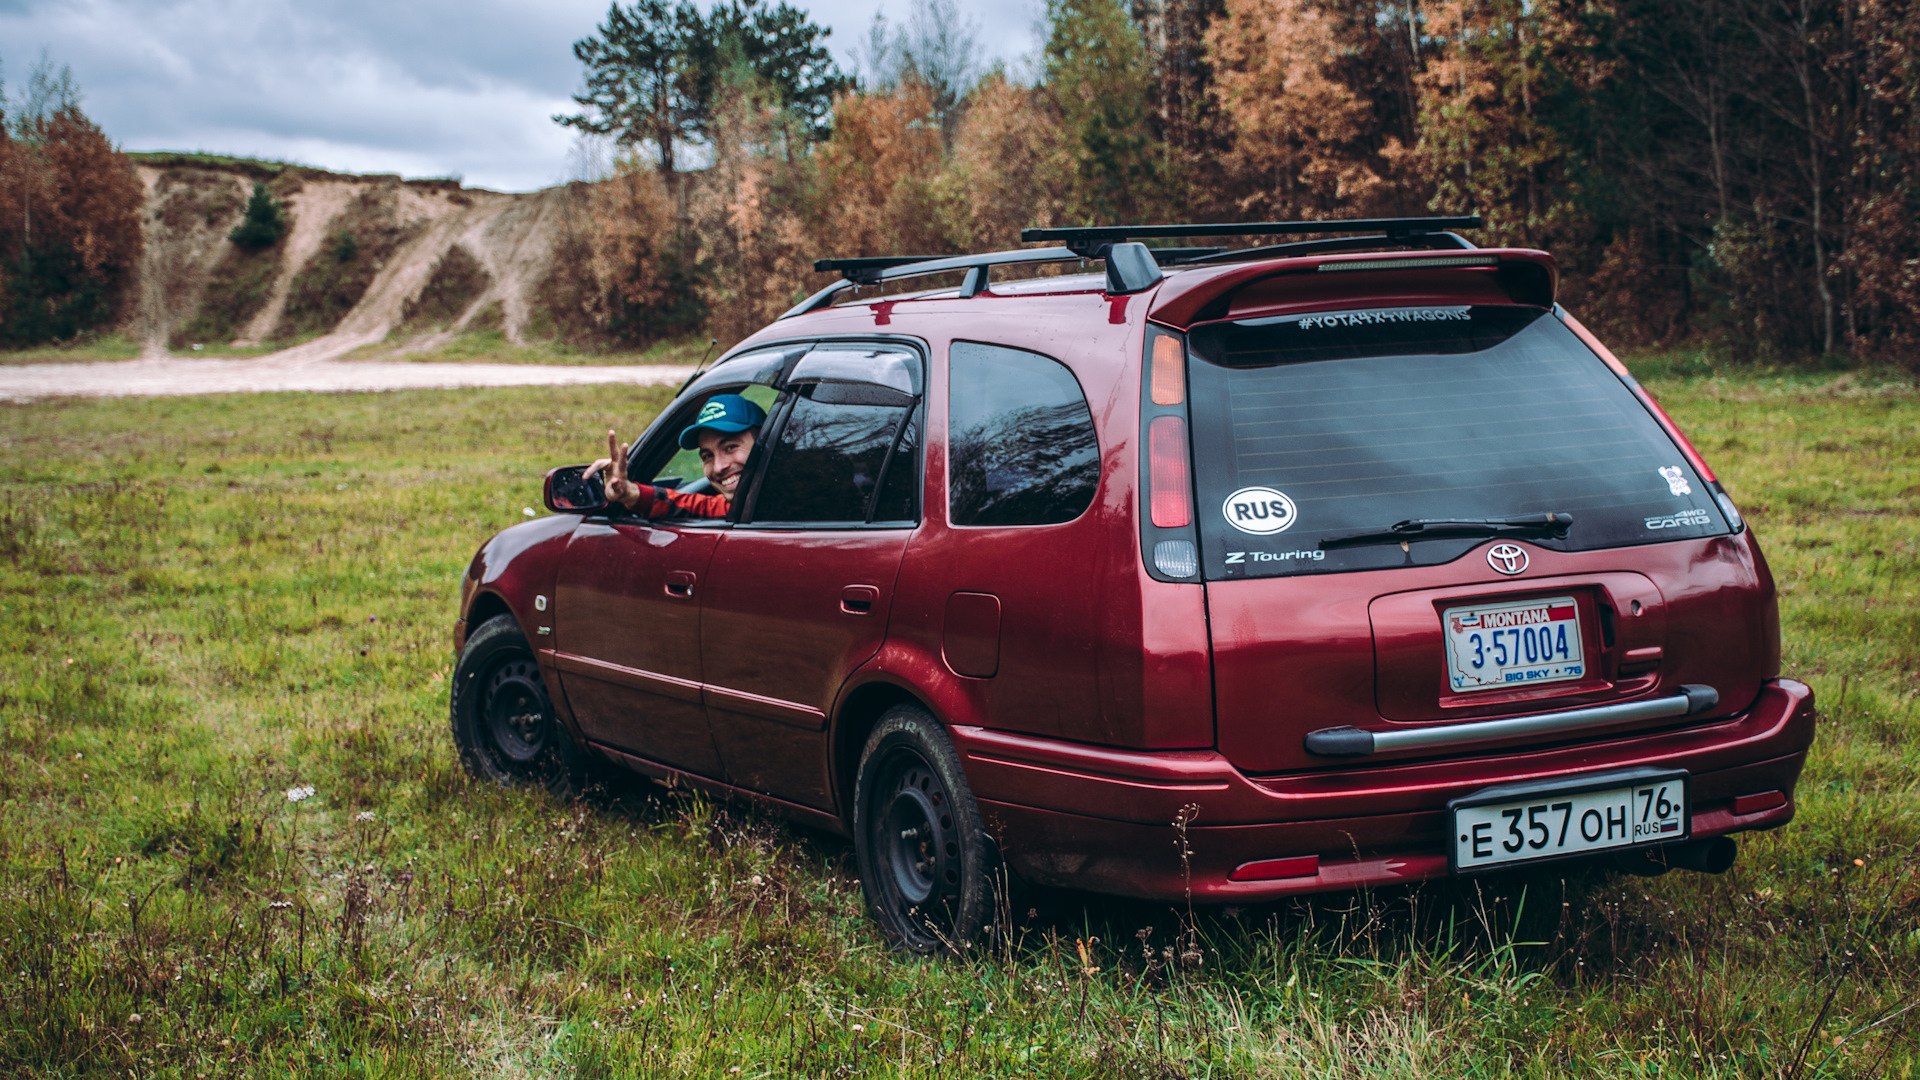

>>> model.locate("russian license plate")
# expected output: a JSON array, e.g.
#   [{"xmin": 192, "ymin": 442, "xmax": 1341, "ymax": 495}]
[
  {"xmin": 1443, "ymin": 595, "xmax": 1585, "ymax": 692},
  {"xmin": 1451, "ymin": 771, "xmax": 1689, "ymax": 872}
]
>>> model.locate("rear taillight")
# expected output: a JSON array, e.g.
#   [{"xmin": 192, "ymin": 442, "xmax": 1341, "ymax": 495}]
[
  {"xmin": 1148, "ymin": 415, "xmax": 1191, "ymax": 527},
  {"xmin": 1150, "ymin": 334, "xmax": 1185, "ymax": 405},
  {"xmin": 1141, "ymin": 326, "xmax": 1200, "ymax": 580}
]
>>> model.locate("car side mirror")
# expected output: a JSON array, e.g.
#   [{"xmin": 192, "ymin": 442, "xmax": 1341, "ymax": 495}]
[{"xmin": 544, "ymin": 464, "xmax": 610, "ymax": 513}]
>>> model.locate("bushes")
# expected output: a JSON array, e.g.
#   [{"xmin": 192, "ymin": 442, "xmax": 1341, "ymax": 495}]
[
  {"xmin": 276, "ymin": 189, "xmax": 420, "ymax": 340},
  {"xmin": 171, "ymin": 244, "xmax": 279, "ymax": 348},
  {"xmin": 400, "ymin": 244, "xmax": 491, "ymax": 332}
]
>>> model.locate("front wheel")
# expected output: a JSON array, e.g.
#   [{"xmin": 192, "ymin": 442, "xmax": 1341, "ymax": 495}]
[
  {"xmin": 450, "ymin": 614, "xmax": 589, "ymax": 798},
  {"xmin": 852, "ymin": 705, "xmax": 996, "ymax": 953}
]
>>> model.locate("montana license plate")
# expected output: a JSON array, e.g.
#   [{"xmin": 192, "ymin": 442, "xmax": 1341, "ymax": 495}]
[
  {"xmin": 1443, "ymin": 596, "xmax": 1584, "ymax": 692},
  {"xmin": 1451, "ymin": 771, "xmax": 1689, "ymax": 872}
]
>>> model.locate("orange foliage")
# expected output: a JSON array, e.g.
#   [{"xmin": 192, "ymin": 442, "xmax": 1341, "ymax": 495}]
[
  {"xmin": 0, "ymin": 103, "xmax": 144, "ymax": 338},
  {"xmin": 815, "ymin": 79, "xmax": 950, "ymax": 258},
  {"xmin": 1206, "ymin": 0, "xmax": 1392, "ymax": 217},
  {"xmin": 688, "ymin": 82, "xmax": 818, "ymax": 343},
  {"xmin": 587, "ymin": 162, "xmax": 676, "ymax": 314},
  {"xmin": 945, "ymin": 72, "xmax": 1066, "ymax": 248},
  {"xmin": 37, "ymin": 108, "xmax": 145, "ymax": 283}
]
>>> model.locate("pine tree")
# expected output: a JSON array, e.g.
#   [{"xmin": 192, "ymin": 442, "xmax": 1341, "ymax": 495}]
[
  {"xmin": 1044, "ymin": 0, "xmax": 1164, "ymax": 224},
  {"xmin": 228, "ymin": 183, "xmax": 285, "ymax": 251}
]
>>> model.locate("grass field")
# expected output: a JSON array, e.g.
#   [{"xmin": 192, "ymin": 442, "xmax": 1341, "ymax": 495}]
[
  {"xmin": 0, "ymin": 332, "xmax": 715, "ymax": 368},
  {"xmin": 345, "ymin": 332, "xmax": 717, "ymax": 367},
  {"xmin": 0, "ymin": 360, "xmax": 1914, "ymax": 1078}
]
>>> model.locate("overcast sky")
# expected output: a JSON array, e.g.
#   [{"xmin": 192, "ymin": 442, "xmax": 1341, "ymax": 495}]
[{"xmin": 0, "ymin": 0, "xmax": 1041, "ymax": 192}]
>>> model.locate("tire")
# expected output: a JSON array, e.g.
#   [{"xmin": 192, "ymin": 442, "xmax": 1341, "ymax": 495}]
[
  {"xmin": 450, "ymin": 614, "xmax": 589, "ymax": 799},
  {"xmin": 852, "ymin": 704, "xmax": 996, "ymax": 953}
]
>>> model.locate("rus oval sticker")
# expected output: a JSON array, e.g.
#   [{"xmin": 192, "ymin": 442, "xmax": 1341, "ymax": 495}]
[{"xmin": 1222, "ymin": 487, "xmax": 1298, "ymax": 535}]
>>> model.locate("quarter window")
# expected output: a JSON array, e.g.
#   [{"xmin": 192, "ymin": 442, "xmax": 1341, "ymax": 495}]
[{"xmin": 948, "ymin": 343, "xmax": 1100, "ymax": 527}]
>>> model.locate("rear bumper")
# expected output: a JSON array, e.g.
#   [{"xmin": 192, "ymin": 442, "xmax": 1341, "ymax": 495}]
[{"xmin": 955, "ymin": 678, "xmax": 1814, "ymax": 903}]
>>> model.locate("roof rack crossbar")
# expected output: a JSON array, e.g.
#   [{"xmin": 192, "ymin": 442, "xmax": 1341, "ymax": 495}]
[
  {"xmin": 812, "ymin": 256, "xmax": 949, "ymax": 286},
  {"xmin": 1023, "ymin": 215, "xmax": 1483, "ymax": 258},
  {"xmin": 1182, "ymin": 231, "xmax": 1477, "ymax": 264}
]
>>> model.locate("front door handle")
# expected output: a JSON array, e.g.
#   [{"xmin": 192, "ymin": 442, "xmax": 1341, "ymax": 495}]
[
  {"xmin": 665, "ymin": 570, "xmax": 697, "ymax": 599},
  {"xmin": 840, "ymin": 585, "xmax": 879, "ymax": 615}
]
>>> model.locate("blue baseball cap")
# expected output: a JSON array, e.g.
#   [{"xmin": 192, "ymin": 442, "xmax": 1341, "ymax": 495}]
[{"xmin": 678, "ymin": 393, "xmax": 767, "ymax": 449}]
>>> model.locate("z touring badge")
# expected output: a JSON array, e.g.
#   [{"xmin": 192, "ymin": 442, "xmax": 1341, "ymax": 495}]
[{"xmin": 1222, "ymin": 487, "xmax": 1298, "ymax": 535}]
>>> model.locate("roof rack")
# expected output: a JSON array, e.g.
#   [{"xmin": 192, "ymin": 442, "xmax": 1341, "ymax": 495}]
[
  {"xmin": 785, "ymin": 243, "xmax": 1168, "ymax": 319},
  {"xmin": 781, "ymin": 215, "xmax": 1483, "ymax": 320},
  {"xmin": 1022, "ymin": 215, "xmax": 1483, "ymax": 259}
]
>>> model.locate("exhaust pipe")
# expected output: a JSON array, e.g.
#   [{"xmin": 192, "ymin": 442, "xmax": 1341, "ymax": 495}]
[
  {"xmin": 1612, "ymin": 836, "xmax": 1738, "ymax": 877},
  {"xmin": 1665, "ymin": 836, "xmax": 1738, "ymax": 874}
]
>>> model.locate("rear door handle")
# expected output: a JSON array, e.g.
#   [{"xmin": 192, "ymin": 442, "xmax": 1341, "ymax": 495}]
[
  {"xmin": 841, "ymin": 585, "xmax": 879, "ymax": 615},
  {"xmin": 665, "ymin": 570, "xmax": 696, "ymax": 599}
]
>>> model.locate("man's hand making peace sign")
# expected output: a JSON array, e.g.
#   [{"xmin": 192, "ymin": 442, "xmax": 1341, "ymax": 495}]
[{"xmin": 583, "ymin": 430, "xmax": 643, "ymax": 510}]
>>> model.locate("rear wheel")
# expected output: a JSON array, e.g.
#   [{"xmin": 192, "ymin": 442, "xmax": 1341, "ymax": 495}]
[
  {"xmin": 852, "ymin": 705, "xmax": 995, "ymax": 953},
  {"xmin": 450, "ymin": 614, "xmax": 588, "ymax": 798}
]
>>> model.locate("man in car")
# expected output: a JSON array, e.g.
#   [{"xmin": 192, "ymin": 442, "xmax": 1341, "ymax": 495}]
[{"xmin": 586, "ymin": 393, "xmax": 766, "ymax": 519}]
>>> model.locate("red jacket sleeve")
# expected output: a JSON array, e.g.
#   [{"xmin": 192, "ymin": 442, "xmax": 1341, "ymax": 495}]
[{"xmin": 629, "ymin": 483, "xmax": 731, "ymax": 519}]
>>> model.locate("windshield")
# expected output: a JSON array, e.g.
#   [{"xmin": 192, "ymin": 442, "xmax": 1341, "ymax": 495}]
[{"xmin": 1186, "ymin": 305, "xmax": 1729, "ymax": 579}]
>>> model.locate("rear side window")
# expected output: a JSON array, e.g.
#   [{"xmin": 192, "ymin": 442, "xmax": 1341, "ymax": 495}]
[
  {"xmin": 1186, "ymin": 305, "xmax": 1729, "ymax": 578},
  {"xmin": 948, "ymin": 342, "xmax": 1100, "ymax": 527}
]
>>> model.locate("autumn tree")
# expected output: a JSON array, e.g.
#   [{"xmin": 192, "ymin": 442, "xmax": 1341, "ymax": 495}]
[
  {"xmin": 686, "ymin": 77, "xmax": 819, "ymax": 342},
  {"xmin": 941, "ymin": 71, "xmax": 1070, "ymax": 248},
  {"xmin": 1206, "ymin": 0, "xmax": 1399, "ymax": 218},
  {"xmin": 0, "ymin": 56, "xmax": 143, "ymax": 346},
  {"xmin": 814, "ymin": 78, "xmax": 951, "ymax": 259}
]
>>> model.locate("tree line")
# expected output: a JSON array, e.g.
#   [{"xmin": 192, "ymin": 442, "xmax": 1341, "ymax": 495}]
[
  {"xmin": 558, "ymin": 0, "xmax": 1920, "ymax": 366},
  {"xmin": 0, "ymin": 57, "xmax": 143, "ymax": 347}
]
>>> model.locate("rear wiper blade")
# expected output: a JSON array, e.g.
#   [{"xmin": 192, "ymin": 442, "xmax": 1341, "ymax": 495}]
[{"xmin": 1318, "ymin": 512, "xmax": 1573, "ymax": 550}]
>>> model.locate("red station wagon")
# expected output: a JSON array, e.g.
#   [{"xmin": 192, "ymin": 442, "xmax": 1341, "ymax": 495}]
[{"xmin": 451, "ymin": 217, "xmax": 1816, "ymax": 952}]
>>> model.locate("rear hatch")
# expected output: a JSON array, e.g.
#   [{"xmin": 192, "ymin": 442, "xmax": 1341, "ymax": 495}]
[{"xmin": 1178, "ymin": 303, "xmax": 1761, "ymax": 773}]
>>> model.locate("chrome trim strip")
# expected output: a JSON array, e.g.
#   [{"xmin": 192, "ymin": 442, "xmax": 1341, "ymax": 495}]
[{"xmin": 1305, "ymin": 685, "xmax": 1718, "ymax": 757}]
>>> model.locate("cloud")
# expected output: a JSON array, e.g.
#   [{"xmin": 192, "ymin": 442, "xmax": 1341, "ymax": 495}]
[{"xmin": 0, "ymin": 0, "xmax": 1039, "ymax": 192}]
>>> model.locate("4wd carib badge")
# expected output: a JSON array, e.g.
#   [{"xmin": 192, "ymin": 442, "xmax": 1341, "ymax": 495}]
[{"xmin": 1223, "ymin": 487, "xmax": 1297, "ymax": 535}]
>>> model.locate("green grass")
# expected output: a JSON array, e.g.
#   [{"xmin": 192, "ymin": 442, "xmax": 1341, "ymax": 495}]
[
  {"xmin": 347, "ymin": 331, "xmax": 720, "ymax": 367},
  {"xmin": 0, "ymin": 360, "xmax": 1914, "ymax": 1077},
  {"xmin": 0, "ymin": 332, "xmax": 145, "ymax": 365}
]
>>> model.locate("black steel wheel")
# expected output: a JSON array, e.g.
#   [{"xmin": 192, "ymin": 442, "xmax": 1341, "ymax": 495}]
[
  {"xmin": 450, "ymin": 614, "xmax": 588, "ymax": 798},
  {"xmin": 853, "ymin": 704, "xmax": 995, "ymax": 953}
]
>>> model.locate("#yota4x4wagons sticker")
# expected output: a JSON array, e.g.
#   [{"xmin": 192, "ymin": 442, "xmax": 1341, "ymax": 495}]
[{"xmin": 1223, "ymin": 487, "xmax": 1298, "ymax": 535}]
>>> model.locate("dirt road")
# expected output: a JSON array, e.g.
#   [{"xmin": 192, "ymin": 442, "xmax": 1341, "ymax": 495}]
[{"xmin": 0, "ymin": 353, "xmax": 690, "ymax": 402}]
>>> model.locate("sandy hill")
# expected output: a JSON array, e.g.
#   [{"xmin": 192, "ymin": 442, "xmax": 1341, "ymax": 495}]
[{"xmin": 130, "ymin": 157, "xmax": 574, "ymax": 362}]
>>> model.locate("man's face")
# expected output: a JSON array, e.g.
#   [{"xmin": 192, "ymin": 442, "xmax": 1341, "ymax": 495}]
[{"xmin": 697, "ymin": 427, "xmax": 755, "ymax": 498}]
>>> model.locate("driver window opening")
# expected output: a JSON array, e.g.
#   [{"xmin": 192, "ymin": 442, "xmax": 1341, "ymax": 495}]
[{"xmin": 650, "ymin": 383, "xmax": 779, "ymax": 488}]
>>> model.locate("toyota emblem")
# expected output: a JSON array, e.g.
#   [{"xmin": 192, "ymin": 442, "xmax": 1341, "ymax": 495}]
[{"xmin": 1486, "ymin": 543, "xmax": 1529, "ymax": 575}]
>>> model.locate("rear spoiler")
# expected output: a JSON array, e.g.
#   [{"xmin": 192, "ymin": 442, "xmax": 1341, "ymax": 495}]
[{"xmin": 1146, "ymin": 248, "xmax": 1560, "ymax": 328}]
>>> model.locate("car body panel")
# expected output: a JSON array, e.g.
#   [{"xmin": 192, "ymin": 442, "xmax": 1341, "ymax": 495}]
[
  {"xmin": 702, "ymin": 527, "xmax": 912, "ymax": 808},
  {"xmin": 549, "ymin": 518, "xmax": 726, "ymax": 776}
]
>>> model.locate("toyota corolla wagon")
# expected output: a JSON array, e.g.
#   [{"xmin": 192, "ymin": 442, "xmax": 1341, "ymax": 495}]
[{"xmin": 451, "ymin": 217, "xmax": 1815, "ymax": 952}]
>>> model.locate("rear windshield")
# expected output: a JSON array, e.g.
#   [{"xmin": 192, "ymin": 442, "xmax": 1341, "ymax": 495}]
[{"xmin": 1186, "ymin": 305, "xmax": 1729, "ymax": 579}]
